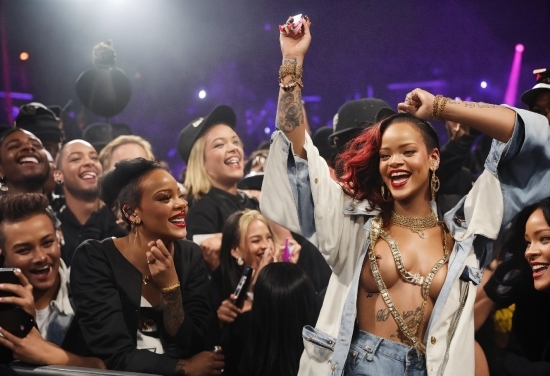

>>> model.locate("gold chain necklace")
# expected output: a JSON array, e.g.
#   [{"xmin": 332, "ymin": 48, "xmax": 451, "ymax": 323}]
[
  {"xmin": 390, "ymin": 211, "xmax": 438, "ymax": 238},
  {"xmin": 368, "ymin": 216, "xmax": 450, "ymax": 355}
]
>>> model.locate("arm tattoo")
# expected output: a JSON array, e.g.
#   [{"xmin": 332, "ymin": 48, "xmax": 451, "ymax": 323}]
[
  {"xmin": 276, "ymin": 91, "xmax": 304, "ymax": 133},
  {"xmin": 461, "ymin": 101, "xmax": 497, "ymax": 109},
  {"xmin": 276, "ymin": 58, "xmax": 303, "ymax": 134},
  {"xmin": 376, "ymin": 308, "xmax": 391, "ymax": 322},
  {"xmin": 163, "ymin": 288, "xmax": 184, "ymax": 337}
]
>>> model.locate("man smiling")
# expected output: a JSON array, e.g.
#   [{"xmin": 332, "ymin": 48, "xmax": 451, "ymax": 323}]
[
  {"xmin": 54, "ymin": 140, "xmax": 126, "ymax": 266},
  {"xmin": 0, "ymin": 128, "xmax": 50, "ymax": 195}
]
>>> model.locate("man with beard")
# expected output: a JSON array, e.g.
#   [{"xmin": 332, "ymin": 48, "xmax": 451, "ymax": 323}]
[
  {"xmin": 54, "ymin": 140, "xmax": 126, "ymax": 266},
  {"xmin": 0, "ymin": 128, "xmax": 50, "ymax": 195}
]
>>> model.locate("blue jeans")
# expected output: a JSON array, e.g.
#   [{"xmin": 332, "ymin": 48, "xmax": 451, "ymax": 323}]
[{"xmin": 343, "ymin": 330, "xmax": 427, "ymax": 376}]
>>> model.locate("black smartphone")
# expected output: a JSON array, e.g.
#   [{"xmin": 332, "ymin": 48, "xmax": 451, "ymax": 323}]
[
  {"xmin": 0, "ymin": 268, "xmax": 20, "ymax": 298},
  {"xmin": 232, "ymin": 266, "xmax": 253, "ymax": 309},
  {"xmin": 0, "ymin": 268, "xmax": 34, "ymax": 338}
]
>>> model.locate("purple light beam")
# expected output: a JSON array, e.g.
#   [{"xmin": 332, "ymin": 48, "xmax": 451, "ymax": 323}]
[{"xmin": 504, "ymin": 44, "xmax": 524, "ymax": 106}]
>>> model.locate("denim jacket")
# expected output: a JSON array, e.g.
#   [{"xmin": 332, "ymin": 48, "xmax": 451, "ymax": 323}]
[{"xmin": 260, "ymin": 107, "xmax": 550, "ymax": 376}]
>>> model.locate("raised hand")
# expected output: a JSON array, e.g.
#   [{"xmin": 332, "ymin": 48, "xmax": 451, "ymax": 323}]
[
  {"xmin": 280, "ymin": 15, "xmax": 312, "ymax": 62},
  {"xmin": 397, "ymin": 88, "xmax": 435, "ymax": 120}
]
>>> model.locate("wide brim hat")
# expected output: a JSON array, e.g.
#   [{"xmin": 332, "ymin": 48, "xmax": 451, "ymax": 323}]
[
  {"xmin": 329, "ymin": 98, "xmax": 395, "ymax": 143},
  {"xmin": 521, "ymin": 83, "xmax": 550, "ymax": 107},
  {"xmin": 177, "ymin": 105, "xmax": 236, "ymax": 164},
  {"xmin": 237, "ymin": 172, "xmax": 264, "ymax": 191}
]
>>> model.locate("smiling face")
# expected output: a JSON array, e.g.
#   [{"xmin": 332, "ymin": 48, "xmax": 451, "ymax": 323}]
[
  {"xmin": 524, "ymin": 208, "xmax": 550, "ymax": 290},
  {"xmin": 202, "ymin": 124, "xmax": 244, "ymax": 191},
  {"xmin": 107, "ymin": 143, "xmax": 150, "ymax": 172},
  {"xmin": 379, "ymin": 122, "xmax": 439, "ymax": 205},
  {"xmin": 0, "ymin": 130, "xmax": 49, "ymax": 193},
  {"xmin": 57, "ymin": 140, "xmax": 102, "ymax": 201},
  {"xmin": 231, "ymin": 219, "xmax": 274, "ymax": 270},
  {"xmin": 1, "ymin": 213, "xmax": 60, "ymax": 294},
  {"xmin": 134, "ymin": 169, "xmax": 188, "ymax": 242}
]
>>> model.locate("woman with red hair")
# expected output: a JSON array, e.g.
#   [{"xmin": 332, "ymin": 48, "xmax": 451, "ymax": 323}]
[{"xmin": 260, "ymin": 16, "xmax": 550, "ymax": 376}]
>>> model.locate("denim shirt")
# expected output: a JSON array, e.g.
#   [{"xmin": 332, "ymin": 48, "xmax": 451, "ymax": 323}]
[{"xmin": 260, "ymin": 107, "xmax": 550, "ymax": 376}]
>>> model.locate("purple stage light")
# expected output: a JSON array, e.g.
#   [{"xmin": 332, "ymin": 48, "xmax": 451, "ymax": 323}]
[
  {"xmin": 198, "ymin": 90, "xmax": 206, "ymax": 99},
  {"xmin": 264, "ymin": 127, "xmax": 270, "ymax": 134},
  {"xmin": 264, "ymin": 23, "xmax": 271, "ymax": 31},
  {"xmin": 480, "ymin": 81, "xmax": 487, "ymax": 89},
  {"xmin": 0, "ymin": 91, "xmax": 34, "ymax": 100},
  {"xmin": 504, "ymin": 44, "xmax": 525, "ymax": 106}
]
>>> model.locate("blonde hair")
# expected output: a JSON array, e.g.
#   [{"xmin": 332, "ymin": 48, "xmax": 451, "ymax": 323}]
[
  {"xmin": 237, "ymin": 210, "xmax": 278, "ymax": 248},
  {"xmin": 99, "ymin": 135, "xmax": 156, "ymax": 171},
  {"xmin": 184, "ymin": 136, "xmax": 212, "ymax": 200}
]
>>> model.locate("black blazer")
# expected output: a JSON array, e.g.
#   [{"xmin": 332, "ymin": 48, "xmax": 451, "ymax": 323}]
[{"xmin": 64, "ymin": 238, "xmax": 211, "ymax": 375}]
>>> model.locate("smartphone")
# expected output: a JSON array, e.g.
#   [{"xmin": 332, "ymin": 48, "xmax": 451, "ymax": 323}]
[
  {"xmin": 0, "ymin": 306, "xmax": 35, "ymax": 338},
  {"xmin": 0, "ymin": 268, "xmax": 20, "ymax": 298},
  {"xmin": 232, "ymin": 266, "xmax": 253, "ymax": 309}
]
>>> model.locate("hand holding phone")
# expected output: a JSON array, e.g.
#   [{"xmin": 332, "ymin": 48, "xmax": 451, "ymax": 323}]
[
  {"xmin": 232, "ymin": 266, "xmax": 253, "ymax": 309},
  {"xmin": 0, "ymin": 268, "xmax": 35, "ymax": 338}
]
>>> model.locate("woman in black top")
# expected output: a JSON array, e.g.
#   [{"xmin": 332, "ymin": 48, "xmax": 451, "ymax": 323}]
[
  {"xmin": 479, "ymin": 197, "xmax": 550, "ymax": 375},
  {"xmin": 67, "ymin": 158, "xmax": 223, "ymax": 375},
  {"xmin": 178, "ymin": 105, "xmax": 258, "ymax": 271}
]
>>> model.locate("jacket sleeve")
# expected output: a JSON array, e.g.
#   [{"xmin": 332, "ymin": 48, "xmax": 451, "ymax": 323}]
[
  {"xmin": 166, "ymin": 240, "xmax": 212, "ymax": 356},
  {"xmin": 70, "ymin": 240, "xmax": 179, "ymax": 375},
  {"xmin": 261, "ymin": 130, "xmax": 368, "ymax": 271}
]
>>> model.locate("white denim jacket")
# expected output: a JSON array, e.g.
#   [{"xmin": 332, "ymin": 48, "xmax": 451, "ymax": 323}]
[{"xmin": 260, "ymin": 107, "xmax": 550, "ymax": 376}]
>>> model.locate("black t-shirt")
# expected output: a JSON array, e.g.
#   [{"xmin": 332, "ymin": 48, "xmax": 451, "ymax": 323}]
[
  {"xmin": 56, "ymin": 205, "xmax": 127, "ymax": 266},
  {"xmin": 186, "ymin": 188, "xmax": 259, "ymax": 240}
]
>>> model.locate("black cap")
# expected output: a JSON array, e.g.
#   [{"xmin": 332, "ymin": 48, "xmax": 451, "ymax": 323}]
[
  {"xmin": 521, "ymin": 68, "xmax": 550, "ymax": 107},
  {"xmin": 82, "ymin": 123, "xmax": 133, "ymax": 153},
  {"xmin": 177, "ymin": 105, "xmax": 236, "ymax": 163},
  {"xmin": 237, "ymin": 172, "xmax": 264, "ymax": 191},
  {"xmin": 100, "ymin": 157, "xmax": 160, "ymax": 209},
  {"xmin": 329, "ymin": 98, "xmax": 395, "ymax": 145},
  {"xmin": 14, "ymin": 102, "xmax": 63, "ymax": 143},
  {"xmin": 312, "ymin": 126, "xmax": 336, "ymax": 162}
]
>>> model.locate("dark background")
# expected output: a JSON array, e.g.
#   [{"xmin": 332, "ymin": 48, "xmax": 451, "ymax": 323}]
[{"xmin": 1, "ymin": 0, "xmax": 549, "ymax": 176}]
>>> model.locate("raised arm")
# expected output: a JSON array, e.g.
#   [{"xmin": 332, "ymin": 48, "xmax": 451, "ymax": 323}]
[
  {"xmin": 276, "ymin": 16, "xmax": 311, "ymax": 159},
  {"xmin": 399, "ymin": 89, "xmax": 516, "ymax": 143}
]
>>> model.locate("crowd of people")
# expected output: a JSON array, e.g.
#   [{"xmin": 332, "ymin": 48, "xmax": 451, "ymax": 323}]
[{"xmin": 0, "ymin": 14, "xmax": 550, "ymax": 376}]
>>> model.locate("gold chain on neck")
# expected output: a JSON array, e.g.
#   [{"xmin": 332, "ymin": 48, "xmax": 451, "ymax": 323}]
[{"xmin": 390, "ymin": 211, "xmax": 438, "ymax": 238}]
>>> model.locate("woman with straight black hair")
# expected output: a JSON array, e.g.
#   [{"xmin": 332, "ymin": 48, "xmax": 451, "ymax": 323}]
[
  {"xmin": 239, "ymin": 262, "xmax": 320, "ymax": 376},
  {"xmin": 477, "ymin": 197, "xmax": 550, "ymax": 375}
]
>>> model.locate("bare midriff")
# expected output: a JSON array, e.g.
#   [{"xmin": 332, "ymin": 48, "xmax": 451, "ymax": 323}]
[{"xmin": 357, "ymin": 224, "xmax": 453, "ymax": 344}]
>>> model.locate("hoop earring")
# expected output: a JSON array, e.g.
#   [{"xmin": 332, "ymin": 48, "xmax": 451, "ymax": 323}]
[
  {"xmin": 237, "ymin": 257, "xmax": 244, "ymax": 266},
  {"xmin": 0, "ymin": 177, "xmax": 8, "ymax": 192},
  {"xmin": 381, "ymin": 182, "xmax": 392, "ymax": 201},
  {"xmin": 430, "ymin": 170, "xmax": 440, "ymax": 202}
]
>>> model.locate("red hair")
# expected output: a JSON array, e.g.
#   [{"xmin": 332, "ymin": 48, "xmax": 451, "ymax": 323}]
[
  {"xmin": 336, "ymin": 123, "xmax": 393, "ymax": 222},
  {"xmin": 336, "ymin": 113, "xmax": 439, "ymax": 225}
]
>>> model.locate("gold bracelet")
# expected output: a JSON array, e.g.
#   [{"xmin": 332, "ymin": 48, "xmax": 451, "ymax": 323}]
[
  {"xmin": 432, "ymin": 95, "xmax": 442, "ymax": 120},
  {"xmin": 437, "ymin": 97, "xmax": 449, "ymax": 120},
  {"xmin": 279, "ymin": 63, "xmax": 303, "ymax": 92},
  {"xmin": 160, "ymin": 282, "xmax": 180, "ymax": 294}
]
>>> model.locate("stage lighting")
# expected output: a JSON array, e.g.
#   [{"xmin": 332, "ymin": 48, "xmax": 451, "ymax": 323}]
[
  {"xmin": 199, "ymin": 90, "xmax": 206, "ymax": 99},
  {"xmin": 20, "ymin": 52, "xmax": 29, "ymax": 61},
  {"xmin": 264, "ymin": 127, "xmax": 270, "ymax": 134},
  {"xmin": 515, "ymin": 44, "xmax": 524, "ymax": 52},
  {"xmin": 480, "ymin": 81, "xmax": 487, "ymax": 89}
]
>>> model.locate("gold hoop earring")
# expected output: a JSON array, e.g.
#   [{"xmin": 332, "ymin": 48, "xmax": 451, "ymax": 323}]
[
  {"xmin": 430, "ymin": 170, "xmax": 440, "ymax": 202},
  {"xmin": 381, "ymin": 182, "xmax": 392, "ymax": 201}
]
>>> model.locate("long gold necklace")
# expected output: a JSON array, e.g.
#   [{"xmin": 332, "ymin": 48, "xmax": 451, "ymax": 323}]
[
  {"xmin": 390, "ymin": 211, "xmax": 438, "ymax": 239},
  {"xmin": 368, "ymin": 216, "xmax": 450, "ymax": 355}
]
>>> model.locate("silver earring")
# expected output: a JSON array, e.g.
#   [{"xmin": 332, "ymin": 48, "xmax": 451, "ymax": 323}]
[
  {"xmin": 0, "ymin": 177, "xmax": 8, "ymax": 192},
  {"xmin": 237, "ymin": 257, "xmax": 244, "ymax": 266}
]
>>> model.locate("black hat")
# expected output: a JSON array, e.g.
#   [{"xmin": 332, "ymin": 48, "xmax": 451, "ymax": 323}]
[
  {"xmin": 237, "ymin": 172, "xmax": 264, "ymax": 191},
  {"xmin": 329, "ymin": 98, "xmax": 395, "ymax": 145},
  {"xmin": 82, "ymin": 123, "xmax": 133, "ymax": 152},
  {"xmin": 521, "ymin": 68, "xmax": 550, "ymax": 107},
  {"xmin": 100, "ymin": 157, "xmax": 160, "ymax": 209},
  {"xmin": 177, "ymin": 105, "xmax": 236, "ymax": 163},
  {"xmin": 312, "ymin": 126, "xmax": 336, "ymax": 162},
  {"xmin": 14, "ymin": 102, "xmax": 63, "ymax": 144}
]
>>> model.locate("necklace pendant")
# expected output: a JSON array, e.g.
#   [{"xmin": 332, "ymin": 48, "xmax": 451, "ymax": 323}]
[{"xmin": 419, "ymin": 231, "xmax": 426, "ymax": 239}]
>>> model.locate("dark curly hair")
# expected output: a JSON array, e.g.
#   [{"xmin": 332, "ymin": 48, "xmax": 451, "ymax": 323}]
[{"xmin": 335, "ymin": 112, "xmax": 439, "ymax": 225}]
